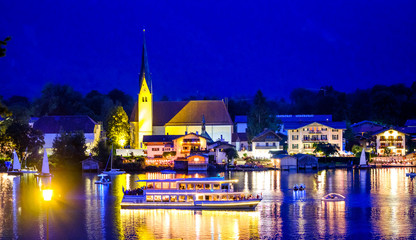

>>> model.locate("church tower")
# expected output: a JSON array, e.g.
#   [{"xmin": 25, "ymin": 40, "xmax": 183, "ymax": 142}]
[{"xmin": 136, "ymin": 29, "xmax": 153, "ymax": 149}]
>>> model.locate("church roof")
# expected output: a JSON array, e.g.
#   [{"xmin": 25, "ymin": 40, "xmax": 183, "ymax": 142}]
[
  {"xmin": 33, "ymin": 115, "xmax": 97, "ymax": 134},
  {"xmin": 165, "ymin": 100, "xmax": 233, "ymax": 126},
  {"xmin": 130, "ymin": 100, "xmax": 233, "ymax": 126},
  {"xmin": 139, "ymin": 30, "xmax": 152, "ymax": 93}
]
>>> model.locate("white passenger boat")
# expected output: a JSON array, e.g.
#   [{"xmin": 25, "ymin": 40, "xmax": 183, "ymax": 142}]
[{"xmin": 121, "ymin": 177, "xmax": 262, "ymax": 210}]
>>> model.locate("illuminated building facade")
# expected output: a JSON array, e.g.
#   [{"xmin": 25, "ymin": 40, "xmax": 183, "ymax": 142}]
[
  {"xmin": 286, "ymin": 121, "xmax": 346, "ymax": 155},
  {"xmin": 373, "ymin": 128, "xmax": 406, "ymax": 156},
  {"xmin": 130, "ymin": 32, "xmax": 233, "ymax": 150}
]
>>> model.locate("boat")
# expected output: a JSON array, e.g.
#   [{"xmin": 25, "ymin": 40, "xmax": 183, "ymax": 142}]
[
  {"xmin": 322, "ymin": 193, "xmax": 345, "ymax": 202},
  {"xmin": 120, "ymin": 177, "xmax": 262, "ymax": 210},
  {"xmin": 161, "ymin": 170, "xmax": 176, "ymax": 174},
  {"xmin": 102, "ymin": 144, "xmax": 125, "ymax": 175},
  {"xmin": 294, "ymin": 184, "xmax": 305, "ymax": 191},
  {"xmin": 21, "ymin": 166, "xmax": 38, "ymax": 174},
  {"xmin": 95, "ymin": 174, "xmax": 112, "ymax": 184},
  {"xmin": 8, "ymin": 150, "xmax": 23, "ymax": 176},
  {"xmin": 358, "ymin": 149, "xmax": 370, "ymax": 168},
  {"xmin": 406, "ymin": 172, "xmax": 416, "ymax": 177},
  {"xmin": 36, "ymin": 150, "xmax": 53, "ymax": 177}
]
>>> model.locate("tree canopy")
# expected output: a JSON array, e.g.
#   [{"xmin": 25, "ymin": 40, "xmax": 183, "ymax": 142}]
[
  {"xmin": 106, "ymin": 106, "xmax": 130, "ymax": 149},
  {"xmin": 51, "ymin": 131, "xmax": 87, "ymax": 167}
]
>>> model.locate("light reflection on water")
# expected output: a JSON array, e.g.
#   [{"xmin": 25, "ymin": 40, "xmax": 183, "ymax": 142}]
[{"xmin": 0, "ymin": 168, "xmax": 415, "ymax": 239}]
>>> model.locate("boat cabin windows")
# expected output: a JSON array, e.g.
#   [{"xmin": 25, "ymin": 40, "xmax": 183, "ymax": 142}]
[
  {"xmin": 170, "ymin": 182, "xmax": 177, "ymax": 189},
  {"xmin": 162, "ymin": 196, "xmax": 169, "ymax": 202},
  {"xmin": 213, "ymin": 195, "xmax": 219, "ymax": 201},
  {"xmin": 196, "ymin": 184, "xmax": 203, "ymax": 190},
  {"xmin": 205, "ymin": 184, "xmax": 211, "ymax": 190},
  {"xmin": 147, "ymin": 183, "xmax": 154, "ymax": 189},
  {"xmin": 146, "ymin": 195, "xmax": 153, "ymax": 202},
  {"xmin": 213, "ymin": 184, "xmax": 220, "ymax": 190},
  {"xmin": 170, "ymin": 196, "xmax": 177, "ymax": 202},
  {"xmin": 197, "ymin": 195, "xmax": 204, "ymax": 201},
  {"xmin": 154, "ymin": 195, "xmax": 162, "ymax": 202},
  {"xmin": 187, "ymin": 195, "xmax": 194, "ymax": 202},
  {"xmin": 179, "ymin": 184, "xmax": 186, "ymax": 190},
  {"xmin": 155, "ymin": 182, "xmax": 162, "ymax": 189},
  {"xmin": 221, "ymin": 195, "xmax": 227, "ymax": 200},
  {"xmin": 179, "ymin": 195, "xmax": 186, "ymax": 202},
  {"xmin": 187, "ymin": 184, "xmax": 194, "ymax": 190},
  {"xmin": 205, "ymin": 195, "xmax": 212, "ymax": 201},
  {"xmin": 162, "ymin": 182, "xmax": 170, "ymax": 189}
]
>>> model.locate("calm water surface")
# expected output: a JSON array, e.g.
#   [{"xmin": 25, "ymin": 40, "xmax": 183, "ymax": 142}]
[{"xmin": 1, "ymin": 168, "xmax": 416, "ymax": 239}]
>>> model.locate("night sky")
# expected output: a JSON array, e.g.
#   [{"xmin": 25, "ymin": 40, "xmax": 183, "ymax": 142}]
[{"xmin": 1, "ymin": 1, "xmax": 415, "ymax": 101}]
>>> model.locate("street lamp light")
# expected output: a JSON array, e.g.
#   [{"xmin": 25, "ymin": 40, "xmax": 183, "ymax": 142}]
[{"xmin": 42, "ymin": 189, "xmax": 53, "ymax": 201}]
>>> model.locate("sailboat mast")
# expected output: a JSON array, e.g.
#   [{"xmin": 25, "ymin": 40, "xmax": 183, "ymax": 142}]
[{"xmin": 111, "ymin": 143, "xmax": 113, "ymax": 170}]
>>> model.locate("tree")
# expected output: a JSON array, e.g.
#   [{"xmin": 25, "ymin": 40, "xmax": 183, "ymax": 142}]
[
  {"xmin": 34, "ymin": 83, "xmax": 88, "ymax": 116},
  {"xmin": 4, "ymin": 119, "xmax": 44, "ymax": 166},
  {"xmin": 107, "ymin": 89, "xmax": 134, "ymax": 117},
  {"xmin": 91, "ymin": 139, "xmax": 111, "ymax": 165},
  {"xmin": 0, "ymin": 97, "xmax": 11, "ymax": 118},
  {"xmin": 0, "ymin": 36, "xmax": 11, "ymax": 57},
  {"xmin": 107, "ymin": 106, "xmax": 130, "ymax": 149},
  {"xmin": 313, "ymin": 142, "xmax": 340, "ymax": 157},
  {"xmin": 5, "ymin": 96, "xmax": 32, "ymax": 123},
  {"xmin": 51, "ymin": 131, "xmax": 87, "ymax": 167},
  {"xmin": 247, "ymin": 90, "xmax": 279, "ymax": 140},
  {"xmin": 224, "ymin": 147, "xmax": 238, "ymax": 164}
]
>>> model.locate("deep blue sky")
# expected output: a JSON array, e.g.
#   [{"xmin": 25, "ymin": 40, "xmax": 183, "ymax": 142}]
[{"xmin": 1, "ymin": 1, "xmax": 415, "ymax": 101}]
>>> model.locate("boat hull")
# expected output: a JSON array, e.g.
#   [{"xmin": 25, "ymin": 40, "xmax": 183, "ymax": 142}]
[
  {"xmin": 120, "ymin": 198, "xmax": 261, "ymax": 210},
  {"xmin": 8, "ymin": 171, "xmax": 23, "ymax": 176}
]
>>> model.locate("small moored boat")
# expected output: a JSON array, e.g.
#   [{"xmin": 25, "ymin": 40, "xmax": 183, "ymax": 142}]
[
  {"xmin": 406, "ymin": 172, "xmax": 416, "ymax": 177},
  {"xmin": 95, "ymin": 174, "xmax": 112, "ymax": 184},
  {"xmin": 322, "ymin": 193, "xmax": 345, "ymax": 202},
  {"xmin": 121, "ymin": 177, "xmax": 262, "ymax": 210}
]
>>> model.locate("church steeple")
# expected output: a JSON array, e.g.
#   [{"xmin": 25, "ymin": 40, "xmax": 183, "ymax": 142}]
[{"xmin": 139, "ymin": 29, "xmax": 152, "ymax": 93}]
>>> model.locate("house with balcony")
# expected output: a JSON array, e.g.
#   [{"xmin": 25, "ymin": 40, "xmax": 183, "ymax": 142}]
[
  {"xmin": 143, "ymin": 135, "xmax": 182, "ymax": 166},
  {"xmin": 173, "ymin": 133, "xmax": 209, "ymax": 159},
  {"xmin": 251, "ymin": 129, "xmax": 283, "ymax": 159},
  {"xmin": 286, "ymin": 121, "xmax": 346, "ymax": 155},
  {"xmin": 372, "ymin": 128, "xmax": 407, "ymax": 156}
]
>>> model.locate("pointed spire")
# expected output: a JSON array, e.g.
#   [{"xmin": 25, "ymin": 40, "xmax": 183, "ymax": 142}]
[{"xmin": 139, "ymin": 29, "xmax": 152, "ymax": 93}]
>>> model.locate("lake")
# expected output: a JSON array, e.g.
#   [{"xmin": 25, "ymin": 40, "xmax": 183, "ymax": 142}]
[{"xmin": 0, "ymin": 168, "xmax": 415, "ymax": 239}]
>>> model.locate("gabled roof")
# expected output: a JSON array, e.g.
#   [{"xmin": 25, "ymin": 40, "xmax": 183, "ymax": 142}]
[
  {"xmin": 130, "ymin": 100, "xmax": 233, "ymax": 127},
  {"xmin": 165, "ymin": 100, "xmax": 233, "ymax": 126},
  {"xmin": 371, "ymin": 127, "xmax": 408, "ymax": 136},
  {"xmin": 277, "ymin": 114, "xmax": 332, "ymax": 123},
  {"xmin": 351, "ymin": 121, "xmax": 385, "ymax": 135},
  {"xmin": 130, "ymin": 101, "xmax": 188, "ymax": 124},
  {"xmin": 252, "ymin": 129, "xmax": 283, "ymax": 142},
  {"xmin": 232, "ymin": 132, "xmax": 248, "ymax": 142},
  {"xmin": 284, "ymin": 121, "xmax": 346, "ymax": 130},
  {"xmin": 142, "ymin": 135, "xmax": 182, "ymax": 143},
  {"xmin": 33, "ymin": 115, "xmax": 97, "ymax": 134},
  {"xmin": 405, "ymin": 120, "xmax": 416, "ymax": 127}
]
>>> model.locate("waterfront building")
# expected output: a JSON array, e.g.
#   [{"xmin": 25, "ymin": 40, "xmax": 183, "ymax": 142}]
[
  {"xmin": 208, "ymin": 141, "xmax": 236, "ymax": 164},
  {"xmin": 231, "ymin": 132, "xmax": 249, "ymax": 151},
  {"xmin": 350, "ymin": 120, "xmax": 385, "ymax": 150},
  {"xmin": 33, "ymin": 115, "xmax": 102, "ymax": 155},
  {"xmin": 286, "ymin": 121, "xmax": 346, "ymax": 155},
  {"xmin": 372, "ymin": 128, "xmax": 407, "ymax": 156},
  {"xmin": 251, "ymin": 129, "xmax": 284, "ymax": 159},
  {"xmin": 234, "ymin": 114, "xmax": 332, "ymax": 134},
  {"xmin": 130, "ymin": 31, "xmax": 233, "ymax": 150},
  {"xmin": 142, "ymin": 135, "xmax": 181, "ymax": 165}
]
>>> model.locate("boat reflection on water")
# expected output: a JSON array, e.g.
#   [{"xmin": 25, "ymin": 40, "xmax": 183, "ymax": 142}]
[
  {"xmin": 320, "ymin": 201, "xmax": 346, "ymax": 237},
  {"xmin": 120, "ymin": 209, "xmax": 260, "ymax": 239}
]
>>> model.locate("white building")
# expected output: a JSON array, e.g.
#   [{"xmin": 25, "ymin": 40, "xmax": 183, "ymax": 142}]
[
  {"xmin": 251, "ymin": 130, "xmax": 284, "ymax": 159},
  {"xmin": 286, "ymin": 121, "xmax": 346, "ymax": 155},
  {"xmin": 33, "ymin": 115, "xmax": 102, "ymax": 155}
]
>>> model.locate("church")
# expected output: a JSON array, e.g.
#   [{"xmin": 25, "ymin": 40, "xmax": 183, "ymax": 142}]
[{"xmin": 129, "ymin": 31, "xmax": 233, "ymax": 150}]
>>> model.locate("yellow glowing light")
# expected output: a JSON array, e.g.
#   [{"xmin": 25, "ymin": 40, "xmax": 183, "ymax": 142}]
[
  {"xmin": 119, "ymin": 139, "xmax": 126, "ymax": 147},
  {"xmin": 42, "ymin": 189, "xmax": 53, "ymax": 201}
]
